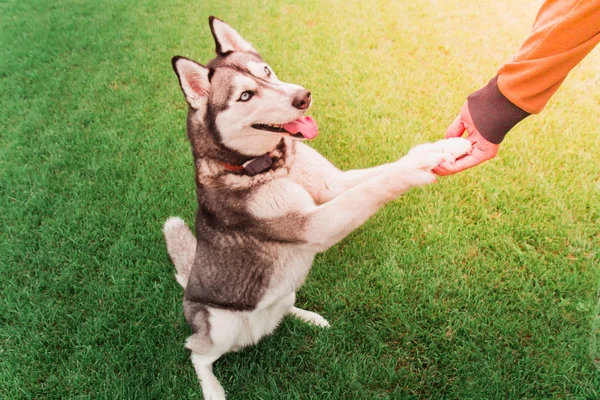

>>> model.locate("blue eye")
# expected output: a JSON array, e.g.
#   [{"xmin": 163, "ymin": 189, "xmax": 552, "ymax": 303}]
[{"xmin": 238, "ymin": 91, "xmax": 254, "ymax": 102}]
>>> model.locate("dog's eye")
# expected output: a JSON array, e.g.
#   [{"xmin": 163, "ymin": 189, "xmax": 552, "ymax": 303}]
[
  {"xmin": 264, "ymin": 66, "xmax": 271, "ymax": 77},
  {"xmin": 238, "ymin": 91, "xmax": 254, "ymax": 102}
]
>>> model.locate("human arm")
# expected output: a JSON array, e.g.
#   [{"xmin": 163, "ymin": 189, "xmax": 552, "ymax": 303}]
[{"xmin": 434, "ymin": 0, "xmax": 600, "ymax": 175}]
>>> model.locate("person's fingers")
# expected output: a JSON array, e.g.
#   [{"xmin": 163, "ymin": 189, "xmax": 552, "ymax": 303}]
[
  {"xmin": 433, "ymin": 154, "xmax": 485, "ymax": 176},
  {"xmin": 432, "ymin": 161, "xmax": 455, "ymax": 175},
  {"xmin": 432, "ymin": 160, "xmax": 464, "ymax": 175},
  {"xmin": 431, "ymin": 164, "xmax": 450, "ymax": 175},
  {"xmin": 434, "ymin": 103, "xmax": 500, "ymax": 176},
  {"xmin": 445, "ymin": 114, "xmax": 465, "ymax": 138},
  {"xmin": 434, "ymin": 140, "xmax": 499, "ymax": 175}
]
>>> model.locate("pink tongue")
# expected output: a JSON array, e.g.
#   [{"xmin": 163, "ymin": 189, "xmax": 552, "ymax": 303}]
[{"xmin": 282, "ymin": 116, "xmax": 318, "ymax": 139}]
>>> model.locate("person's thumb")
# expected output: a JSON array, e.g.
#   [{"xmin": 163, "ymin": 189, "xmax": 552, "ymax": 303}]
[{"xmin": 445, "ymin": 114, "xmax": 465, "ymax": 138}]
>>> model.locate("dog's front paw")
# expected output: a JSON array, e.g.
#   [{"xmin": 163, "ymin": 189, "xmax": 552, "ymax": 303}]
[
  {"xmin": 435, "ymin": 137, "xmax": 473, "ymax": 162},
  {"xmin": 400, "ymin": 149, "xmax": 450, "ymax": 172},
  {"xmin": 403, "ymin": 138, "xmax": 472, "ymax": 170}
]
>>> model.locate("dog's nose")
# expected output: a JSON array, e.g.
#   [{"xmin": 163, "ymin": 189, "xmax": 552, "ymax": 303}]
[{"xmin": 292, "ymin": 90, "xmax": 311, "ymax": 110}]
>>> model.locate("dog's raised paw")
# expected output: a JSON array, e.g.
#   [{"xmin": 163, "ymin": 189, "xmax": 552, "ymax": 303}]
[{"xmin": 437, "ymin": 137, "xmax": 473, "ymax": 160}]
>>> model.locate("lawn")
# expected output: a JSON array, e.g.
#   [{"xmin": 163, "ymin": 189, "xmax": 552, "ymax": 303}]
[{"xmin": 2, "ymin": 0, "xmax": 600, "ymax": 398}]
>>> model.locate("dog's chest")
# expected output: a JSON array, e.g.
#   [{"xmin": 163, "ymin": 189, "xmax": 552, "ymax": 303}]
[
  {"xmin": 247, "ymin": 177, "xmax": 315, "ymax": 220},
  {"xmin": 257, "ymin": 246, "xmax": 315, "ymax": 309}
]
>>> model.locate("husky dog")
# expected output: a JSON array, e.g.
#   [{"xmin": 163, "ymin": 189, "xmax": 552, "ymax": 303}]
[{"xmin": 164, "ymin": 16, "xmax": 472, "ymax": 399}]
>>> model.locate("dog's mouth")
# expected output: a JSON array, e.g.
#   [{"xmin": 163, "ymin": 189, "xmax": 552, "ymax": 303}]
[{"xmin": 251, "ymin": 116, "xmax": 318, "ymax": 140}]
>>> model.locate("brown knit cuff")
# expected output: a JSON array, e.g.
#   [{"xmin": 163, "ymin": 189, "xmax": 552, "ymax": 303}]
[{"xmin": 467, "ymin": 76, "xmax": 530, "ymax": 144}]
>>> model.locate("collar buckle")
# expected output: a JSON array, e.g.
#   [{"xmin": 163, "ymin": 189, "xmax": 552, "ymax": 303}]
[
  {"xmin": 220, "ymin": 153, "xmax": 273, "ymax": 176},
  {"xmin": 242, "ymin": 153, "xmax": 273, "ymax": 176}
]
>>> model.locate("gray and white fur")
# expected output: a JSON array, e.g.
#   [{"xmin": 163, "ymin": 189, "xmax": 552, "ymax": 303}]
[{"xmin": 164, "ymin": 16, "xmax": 472, "ymax": 399}]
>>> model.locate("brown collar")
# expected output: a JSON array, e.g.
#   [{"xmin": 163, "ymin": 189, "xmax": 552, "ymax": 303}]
[
  {"xmin": 220, "ymin": 162, "xmax": 245, "ymax": 172},
  {"xmin": 220, "ymin": 140, "xmax": 287, "ymax": 176},
  {"xmin": 221, "ymin": 153, "xmax": 273, "ymax": 176}
]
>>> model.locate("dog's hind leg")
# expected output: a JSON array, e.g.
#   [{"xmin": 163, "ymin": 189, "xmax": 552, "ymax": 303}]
[
  {"xmin": 185, "ymin": 309, "xmax": 244, "ymax": 399},
  {"xmin": 186, "ymin": 332, "xmax": 227, "ymax": 399},
  {"xmin": 191, "ymin": 353, "xmax": 226, "ymax": 400},
  {"xmin": 284, "ymin": 293, "xmax": 330, "ymax": 328},
  {"xmin": 289, "ymin": 307, "xmax": 330, "ymax": 327}
]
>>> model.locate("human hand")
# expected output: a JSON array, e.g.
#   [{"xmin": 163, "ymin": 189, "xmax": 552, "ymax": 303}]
[{"xmin": 432, "ymin": 102, "xmax": 500, "ymax": 176}]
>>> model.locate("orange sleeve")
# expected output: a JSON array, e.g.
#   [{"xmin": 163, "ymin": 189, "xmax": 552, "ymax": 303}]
[{"xmin": 497, "ymin": 0, "xmax": 600, "ymax": 114}]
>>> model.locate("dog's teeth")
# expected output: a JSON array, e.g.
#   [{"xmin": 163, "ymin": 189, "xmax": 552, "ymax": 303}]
[{"xmin": 252, "ymin": 123, "xmax": 284, "ymax": 132}]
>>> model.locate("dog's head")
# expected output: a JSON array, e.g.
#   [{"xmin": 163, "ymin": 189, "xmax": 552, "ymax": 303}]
[{"xmin": 172, "ymin": 17, "xmax": 318, "ymax": 158}]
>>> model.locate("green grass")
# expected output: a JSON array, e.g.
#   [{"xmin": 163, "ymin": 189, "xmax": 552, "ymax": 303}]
[{"xmin": 2, "ymin": 0, "xmax": 600, "ymax": 398}]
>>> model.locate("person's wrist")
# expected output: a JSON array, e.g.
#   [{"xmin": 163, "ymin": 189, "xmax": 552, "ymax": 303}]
[{"xmin": 467, "ymin": 76, "xmax": 529, "ymax": 144}]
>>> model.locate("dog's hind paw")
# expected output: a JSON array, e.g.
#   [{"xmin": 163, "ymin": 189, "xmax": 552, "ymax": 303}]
[{"xmin": 289, "ymin": 307, "xmax": 330, "ymax": 328}]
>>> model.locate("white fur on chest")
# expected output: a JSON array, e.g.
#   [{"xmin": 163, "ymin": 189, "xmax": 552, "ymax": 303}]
[
  {"xmin": 247, "ymin": 178, "xmax": 315, "ymax": 219},
  {"xmin": 258, "ymin": 245, "xmax": 315, "ymax": 309},
  {"xmin": 246, "ymin": 167, "xmax": 320, "ymax": 309},
  {"xmin": 200, "ymin": 146, "xmax": 330, "ymax": 356}
]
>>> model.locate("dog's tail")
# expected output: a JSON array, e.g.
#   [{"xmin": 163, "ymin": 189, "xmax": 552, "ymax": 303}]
[{"xmin": 163, "ymin": 217, "xmax": 196, "ymax": 288}]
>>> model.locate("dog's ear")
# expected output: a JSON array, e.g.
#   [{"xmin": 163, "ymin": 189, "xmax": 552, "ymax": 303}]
[
  {"xmin": 172, "ymin": 56, "xmax": 210, "ymax": 111},
  {"xmin": 209, "ymin": 16, "xmax": 255, "ymax": 55}
]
